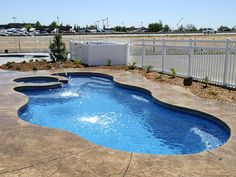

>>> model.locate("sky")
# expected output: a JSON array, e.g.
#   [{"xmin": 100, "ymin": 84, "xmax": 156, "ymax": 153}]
[{"xmin": 0, "ymin": 0, "xmax": 235, "ymax": 29}]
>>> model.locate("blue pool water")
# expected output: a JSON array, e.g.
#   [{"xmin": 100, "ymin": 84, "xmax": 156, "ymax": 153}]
[{"xmin": 18, "ymin": 74, "xmax": 229, "ymax": 155}]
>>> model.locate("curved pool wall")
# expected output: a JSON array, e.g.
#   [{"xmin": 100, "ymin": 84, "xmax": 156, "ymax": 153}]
[
  {"xmin": 17, "ymin": 72, "xmax": 230, "ymax": 155},
  {"xmin": 14, "ymin": 76, "xmax": 59, "ymax": 84}
]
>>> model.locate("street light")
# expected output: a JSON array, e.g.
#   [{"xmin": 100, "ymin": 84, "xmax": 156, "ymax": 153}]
[
  {"xmin": 106, "ymin": 18, "xmax": 109, "ymax": 29},
  {"xmin": 96, "ymin": 21, "xmax": 100, "ymax": 29},
  {"xmin": 12, "ymin": 17, "xmax": 17, "ymax": 24},
  {"xmin": 101, "ymin": 19, "xmax": 105, "ymax": 29},
  {"xmin": 56, "ymin": 16, "xmax": 60, "ymax": 34},
  {"xmin": 177, "ymin": 17, "xmax": 184, "ymax": 29},
  {"xmin": 140, "ymin": 21, "xmax": 143, "ymax": 29},
  {"xmin": 57, "ymin": 16, "xmax": 60, "ymax": 26}
]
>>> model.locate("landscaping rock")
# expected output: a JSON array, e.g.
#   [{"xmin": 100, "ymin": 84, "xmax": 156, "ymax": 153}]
[{"xmin": 183, "ymin": 77, "xmax": 193, "ymax": 86}]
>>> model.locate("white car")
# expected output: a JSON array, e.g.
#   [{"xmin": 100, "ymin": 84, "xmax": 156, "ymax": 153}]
[{"xmin": 202, "ymin": 28, "xmax": 217, "ymax": 34}]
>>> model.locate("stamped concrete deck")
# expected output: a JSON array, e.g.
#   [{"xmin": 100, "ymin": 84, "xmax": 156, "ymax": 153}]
[{"xmin": 0, "ymin": 68, "xmax": 236, "ymax": 177}]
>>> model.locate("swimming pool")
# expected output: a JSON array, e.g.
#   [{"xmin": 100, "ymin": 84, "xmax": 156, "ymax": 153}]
[
  {"xmin": 14, "ymin": 76, "xmax": 58, "ymax": 84},
  {"xmin": 18, "ymin": 73, "xmax": 230, "ymax": 155}
]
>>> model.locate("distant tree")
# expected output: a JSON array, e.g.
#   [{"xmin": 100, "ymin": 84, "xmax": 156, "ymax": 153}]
[
  {"xmin": 185, "ymin": 24, "xmax": 198, "ymax": 32},
  {"xmin": 128, "ymin": 26, "xmax": 136, "ymax": 32},
  {"xmin": 178, "ymin": 25, "xmax": 185, "ymax": 32},
  {"xmin": 49, "ymin": 21, "xmax": 58, "ymax": 31},
  {"xmin": 163, "ymin": 24, "xmax": 170, "ymax": 32},
  {"xmin": 88, "ymin": 25, "xmax": 96, "ymax": 29},
  {"xmin": 35, "ymin": 21, "xmax": 42, "ymax": 29},
  {"xmin": 49, "ymin": 33, "xmax": 67, "ymax": 62},
  {"xmin": 218, "ymin": 25, "xmax": 231, "ymax": 32},
  {"xmin": 114, "ymin": 26, "xmax": 127, "ymax": 32},
  {"xmin": 148, "ymin": 22, "xmax": 163, "ymax": 32},
  {"xmin": 24, "ymin": 24, "xmax": 33, "ymax": 31}
]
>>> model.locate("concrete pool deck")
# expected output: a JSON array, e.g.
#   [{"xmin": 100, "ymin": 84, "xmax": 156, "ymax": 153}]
[{"xmin": 0, "ymin": 68, "xmax": 236, "ymax": 177}]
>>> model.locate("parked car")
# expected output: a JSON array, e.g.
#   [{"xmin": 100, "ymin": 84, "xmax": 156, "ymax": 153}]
[
  {"xmin": 0, "ymin": 30, "xmax": 8, "ymax": 36},
  {"xmin": 202, "ymin": 28, "xmax": 217, "ymax": 34}
]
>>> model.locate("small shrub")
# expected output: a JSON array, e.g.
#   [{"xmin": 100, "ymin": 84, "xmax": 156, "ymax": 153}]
[
  {"xmin": 128, "ymin": 62, "xmax": 137, "ymax": 70},
  {"xmin": 106, "ymin": 59, "xmax": 112, "ymax": 66},
  {"xmin": 143, "ymin": 65, "xmax": 154, "ymax": 73},
  {"xmin": 208, "ymin": 89, "xmax": 218, "ymax": 96},
  {"xmin": 6, "ymin": 62, "xmax": 14, "ymax": 69},
  {"xmin": 155, "ymin": 73, "xmax": 164, "ymax": 81},
  {"xmin": 203, "ymin": 76, "xmax": 209, "ymax": 88},
  {"xmin": 16, "ymin": 66, "xmax": 21, "ymax": 71},
  {"xmin": 74, "ymin": 59, "xmax": 82, "ymax": 66},
  {"xmin": 170, "ymin": 68, "xmax": 177, "ymax": 78},
  {"xmin": 29, "ymin": 59, "xmax": 34, "ymax": 62},
  {"xmin": 22, "ymin": 60, "xmax": 26, "ymax": 64},
  {"xmin": 42, "ymin": 59, "xmax": 47, "ymax": 62},
  {"xmin": 35, "ymin": 59, "xmax": 39, "ymax": 62},
  {"xmin": 46, "ymin": 65, "xmax": 52, "ymax": 70},
  {"xmin": 32, "ymin": 66, "xmax": 38, "ymax": 71}
]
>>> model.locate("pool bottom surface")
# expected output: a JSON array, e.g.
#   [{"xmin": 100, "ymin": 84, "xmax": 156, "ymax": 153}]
[{"xmin": 19, "ymin": 75, "xmax": 229, "ymax": 155}]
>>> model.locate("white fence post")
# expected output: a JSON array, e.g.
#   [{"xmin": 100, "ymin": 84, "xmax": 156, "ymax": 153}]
[
  {"xmin": 162, "ymin": 39, "xmax": 166, "ymax": 72},
  {"xmin": 34, "ymin": 37, "xmax": 37, "ymax": 52},
  {"xmin": 153, "ymin": 38, "xmax": 156, "ymax": 53},
  {"xmin": 188, "ymin": 39, "xmax": 193, "ymax": 77},
  {"xmin": 141, "ymin": 38, "xmax": 145, "ymax": 67},
  {"xmin": 223, "ymin": 39, "xmax": 230, "ymax": 86}
]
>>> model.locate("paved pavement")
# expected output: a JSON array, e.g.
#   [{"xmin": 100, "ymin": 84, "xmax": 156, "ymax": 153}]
[{"xmin": 0, "ymin": 68, "xmax": 235, "ymax": 176}]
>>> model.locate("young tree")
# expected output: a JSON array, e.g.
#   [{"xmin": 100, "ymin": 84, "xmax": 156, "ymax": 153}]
[
  {"xmin": 218, "ymin": 25, "xmax": 231, "ymax": 32},
  {"xmin": 24, "ymin": 24, "xmax": 33, "ymax": 31},
  {"xmin": 49, "ymin": 34, "xmax": 67, "ymax": 62},
  {"xmin": 163, "ymin": 24, "xmax": 170, "ymax": 32},
  {"xmin": 35, "ymin": 21, "xmax": 42, "ymax": 29},
  {"xmin": 148, "ymin": 23, "xmax": 163, "ymax": 32},
  {"xmin": 49, "ymin": 21, "xmax": 58, "ymax": 31},
  {"xmin": 185, "ymin": 24, "xmax": 198, "ymax": 32}
]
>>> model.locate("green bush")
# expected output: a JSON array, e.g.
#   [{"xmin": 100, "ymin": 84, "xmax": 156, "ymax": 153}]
[
  {"xmin": 143, "ymin": 65, "xmax": 154, "ymax": 73},
  {"xmin": 208, "ymin": 89, "xmax": 218, "ymax": 96},
  {"xmin": 170, "ymin": 68, "xmax": 177, "ymax": 78},
  {"xmin": 203, "ymin": 76, "xmax": 209, "ymax": 88},
  {"xmin": 128, "ymin": 62, "xmax": 137, "ymax": 70},
  {"xmin": 6, "ymin": 62, "xmax": 14, "ymax": 69},
  {"xmin": 46, "ymin": 65, "xmax": 52, "ymax": 70},
  {"xmin": 22, "ymin": 61, "xmax": 26, "ymax": 64},
  {"xmin": 29, "ymin": 59, "xmax": 34, "ymax": 62},
  {"xmin": 32, "ymin": 66, "xmax": 38, "ymax": 71},
  {"xmin": 155, "ymin": 73, "xmax": 163, "ymax": 80},
  {"xmin": 16, "ymin": 66, "xmax": 21, "ymax": 71},
  {"xmin": 49, "ymin": 33, "xmax": 67, "ymax": 62},
  {"xmin": 106, "ymin": 59, "xmax": 112, "ymax": 66},
  {"xmin": 74, "ymin": 59, "xmax": 82, "ymax": 66}
]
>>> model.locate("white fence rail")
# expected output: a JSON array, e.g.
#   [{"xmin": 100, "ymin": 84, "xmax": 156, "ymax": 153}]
[{"xmin": 129, "ymin": 39, "xmax": 236, "ymax": 88}]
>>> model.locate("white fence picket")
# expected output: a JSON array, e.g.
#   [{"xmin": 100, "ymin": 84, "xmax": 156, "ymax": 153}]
[{"xmin": 130, "ymin": 39, "xmax": 236, "ymax": 88}]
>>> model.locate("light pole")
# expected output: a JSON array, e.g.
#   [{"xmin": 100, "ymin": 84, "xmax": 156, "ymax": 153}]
[
  {"xmin": 106, "ymin": 18, "xmax": 109, "ymax": 29},
  {"xmin": 96, "ymin": 21, "xmax": 100, "ymax": 29},
  {"xmin": 12, "ymin": 17, "xmax": 17, "ymax": 24},
  {"xmin": 57, "ymin": 16, "xmax": 60, "ymax": 26},
  {"xmin": 57, "ymin": 16, "xmax": 60, "ymax": 34},
  {"xmin": 140, "ymin": 21, "xmax": 143, "ymax": 29},
  {"xmin": 177, "ymin": 17, "xmax": 184, "ymax": 30},
  {"xmin": 101, "ymin": 19, "xmax": 105, "ymax": 29}
]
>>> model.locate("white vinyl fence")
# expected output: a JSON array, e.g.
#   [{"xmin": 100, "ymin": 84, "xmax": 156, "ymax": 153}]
[{"xmin": 129, "ymin": 39, "xmax": 236, "ymax": 88}]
